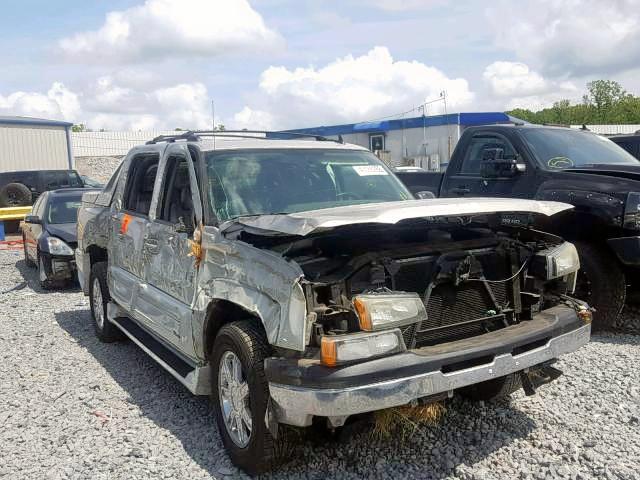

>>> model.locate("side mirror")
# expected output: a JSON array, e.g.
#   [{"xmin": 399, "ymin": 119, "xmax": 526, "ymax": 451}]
[
  {"xmin": 480, "ymin": 158, "xmax": 526, "ymax": 178},
  {"xmin": 24, "ymin": 215, "xmax": 41, "ymax": 224},
  {"xmin": 415, "ymin": 191, "xmax": 436, "ymax": 199}
]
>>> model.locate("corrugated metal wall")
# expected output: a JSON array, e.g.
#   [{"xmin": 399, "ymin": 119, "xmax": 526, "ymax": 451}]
[
  {"xmin": 0, "ymin": 124, "xmax": 69, "ymax": 172},
  {"xmin": 71, "ymin": 130, "xmax": 175, "ymax": 157}
]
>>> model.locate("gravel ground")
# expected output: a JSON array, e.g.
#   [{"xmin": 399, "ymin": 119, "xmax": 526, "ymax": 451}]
[
  {"xmin": 75, "ymin": 156, "xmax": 124, "ymax": 184},
  {"xmin": 1, "ymin": 249, "xmax": 639, "ymax": 480}
]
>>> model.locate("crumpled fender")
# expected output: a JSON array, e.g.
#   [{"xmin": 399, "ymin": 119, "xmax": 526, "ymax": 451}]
[{"xmin": 192, "ymin": 226, "xmax": 307, "ymax": 359}]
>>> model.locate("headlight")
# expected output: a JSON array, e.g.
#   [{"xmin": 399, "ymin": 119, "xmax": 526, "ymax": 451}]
[
  {"xmin": 623, "ymin": 192, "xmax": 640, "ymax": 230},
  {"xmin": 46, "ymin": 237, "xmax": 74, "ymax": 256},
  {"xmin": 353, "ymin": 292, "xmax": 427, "ymax": 331},
  {"xmin": 531, "ymin": 241, "xmax": 580, "ymax": 280},
  {"xmin": 320, "ymin": 329, "xmax": 405, "ymax": 367}
]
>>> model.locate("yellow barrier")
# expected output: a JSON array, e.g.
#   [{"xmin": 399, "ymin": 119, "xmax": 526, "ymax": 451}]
[{"xmin": 0, "ymin": 206, "xmax": 33, "ymax": 221}]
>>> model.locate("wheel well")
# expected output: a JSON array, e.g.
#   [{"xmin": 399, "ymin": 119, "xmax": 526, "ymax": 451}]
[
  {"xmin": 203, "ymin": 300, "xmax": 264, "ymax": 358},
  {"xmin": 87, "ymin": 245, "xmax": 108, "ymax": 266}
]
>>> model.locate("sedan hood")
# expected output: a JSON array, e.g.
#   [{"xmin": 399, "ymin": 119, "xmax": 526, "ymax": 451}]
[
  {"xmin": 221, "ymin": 198, "xmax": 573, "ymax": 236},
  {"xmin": 46, "ymin": 223, "xmax": 77, "ymax": 243}
]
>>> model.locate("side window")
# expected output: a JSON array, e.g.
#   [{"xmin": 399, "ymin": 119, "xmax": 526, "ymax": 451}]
[
  {"xmin": 158, "ymin": 155, "xmax": 195, "ymax": 233},
  {"xmin": 459, "ymin": 134, "xmax": 517, "ymax": 174},
  {"xmin": 123, "ymin": 154, "xmax": 160, "ymax": 216},
  {"xmin": 34, "ymin": 194, "xmax": 47, "ymax": 217}
]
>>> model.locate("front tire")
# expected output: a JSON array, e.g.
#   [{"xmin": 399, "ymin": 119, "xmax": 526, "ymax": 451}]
[
  {"xmin": 573, "ymin": 242, "xmax": 626, "ymax": 331},
  {"xmin": 211, "ymin": 321, "xmax": 278, "ymax": 475},
  {"xmin": 23, "ymin": 234, "xmax": 35, "ymax": 267},
  {"xmin": 89, "ymin": 262, "xmax": 124, "ymax": 342}
]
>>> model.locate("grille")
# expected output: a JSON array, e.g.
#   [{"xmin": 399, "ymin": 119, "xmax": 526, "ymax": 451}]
[{"xmin": 413, "ymin": 282, "xmax": 508, "ymax": 347}]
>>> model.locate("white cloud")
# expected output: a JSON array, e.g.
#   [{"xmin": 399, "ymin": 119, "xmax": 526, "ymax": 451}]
[
  {"xmin": 483, "ymin": 60, "xmax": 579, "ymax": 109},
  {"xmin": 232, "ymin": 46, "xmax": 473, "ymax": 129},
  {"xmin": 482, "ymin": 61, "xmax": 579, "ymax": 111},
  {"xmin": 58, "ymin": 0, "xmax": 282, "ymax": 64},
  {"xmin": 0, "ymin": 82, "xmax": 80, "ymax": 121},
  {"xmin": 0, "ymin": 78, "xmax": 214, "ymax": 131},
  {"xmin": 487, "ymin": 0, "xmax": 640, "ymax": 76},
  {"xmin": 233, "ymin": 106, "xmax": 276, "ymax": 130}
]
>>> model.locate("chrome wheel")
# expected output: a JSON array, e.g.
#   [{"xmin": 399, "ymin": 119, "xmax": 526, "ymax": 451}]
[
  {"xmin": 218, "ymin": 350, "xmax": 252, "ymax": 448},
  {"xmin": 92, "ymin": 277, "xmax": 105, "ymax": 330}
]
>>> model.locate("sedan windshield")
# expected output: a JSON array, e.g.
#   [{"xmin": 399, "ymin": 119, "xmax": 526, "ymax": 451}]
[
  {"xmin": 205, "ymin": 149, "xmax": 412, "ymax": 222},
  {"xmin": 46, "ymin": 197, "xmax": 83, "ymax": 224},
  {"xmin": 520, "ymin": 128, "xmax": 638, "ymax": 169}
]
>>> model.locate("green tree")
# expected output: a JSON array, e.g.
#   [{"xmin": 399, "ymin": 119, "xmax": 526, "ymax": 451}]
[{"xmin": 71, "ymin": 123, "xmax": 86, "ymax": 132}]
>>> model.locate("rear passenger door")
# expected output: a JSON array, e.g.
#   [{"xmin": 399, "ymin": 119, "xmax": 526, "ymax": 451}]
[
  {"xmin": 136, "ymin": 144, "xmax": 203, "ymax": 356},
  {"xmin": 108, "ymin": 152, "xmax": 160, "ymax": 313}
]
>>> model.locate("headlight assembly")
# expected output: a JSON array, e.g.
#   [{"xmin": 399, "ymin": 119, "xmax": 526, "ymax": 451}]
[
  {"xmin": 353, "ymin": 292, "xmax": 427, "ymax": 331},
  {"xmin": 320, "ymin": 329, "xmax": 405, "ymax": 367},
  {"xmin": 623, "ymin": 192, "xmax": 640, "ymax": 230},
  {"xmin": 46, "ymin": 237, "xmax": 74, "ymax": 256},
  {"xmin": 531, "ymin": 241, "xmax": 580, "ymax": 284}
]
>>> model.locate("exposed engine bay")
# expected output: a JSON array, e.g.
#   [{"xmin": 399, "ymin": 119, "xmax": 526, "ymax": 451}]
[{"xmin": 231, "ymin": 214, "xmax": 578, "ymax": 352}]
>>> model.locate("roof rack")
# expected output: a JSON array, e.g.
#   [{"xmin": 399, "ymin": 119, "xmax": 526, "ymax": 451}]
[{"xmin": 146, "ymin": 130, "xmax": 344, "ymax": 145}]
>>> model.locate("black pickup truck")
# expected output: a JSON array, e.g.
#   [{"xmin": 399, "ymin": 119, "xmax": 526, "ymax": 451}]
[{"xmin": 395, "ymin": 124, "xmax": 640, "ymax": 330}]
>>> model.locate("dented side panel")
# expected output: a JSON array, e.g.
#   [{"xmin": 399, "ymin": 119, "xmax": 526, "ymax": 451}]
[{"xmin": 194, "ymin": 226, "xmax": 307, "ymax": 355}]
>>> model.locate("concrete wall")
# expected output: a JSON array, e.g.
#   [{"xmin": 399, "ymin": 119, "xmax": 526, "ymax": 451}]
[{"xmin": 0, "ymin": 124, "xmax": 70, "ymax": 172}]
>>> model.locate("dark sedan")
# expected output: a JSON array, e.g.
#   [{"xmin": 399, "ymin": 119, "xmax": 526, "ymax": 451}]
[{"xmin": 22, "ymin": 188, "xmax": 99, "ymax": 288}]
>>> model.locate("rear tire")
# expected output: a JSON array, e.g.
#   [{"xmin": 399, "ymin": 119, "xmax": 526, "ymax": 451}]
[
  {"xmin": 573, "ymin": 242, "xmax": 626, "ymax": 331},
  {"xmin": 0, "ymin": 182, "xmax": 32, "ymax": 207},
  {"xmin": 211, "ymin": 321, "xmax": 279, "ymax": 475},
  {"xmin": 89, "ymin": 261, "xmax": 124, "ymax": 342},
  {"xmin": 459, "ymin": 373, "xmax": 522, "ymax": 401}
]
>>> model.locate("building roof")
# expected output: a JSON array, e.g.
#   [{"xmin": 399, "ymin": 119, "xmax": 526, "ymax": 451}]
[
  {"xmin": 281, "ymin": 112, "xmax": 517, "ymax": 137},
  {"xmin": 0, "ymin": 115, "xmax": 73, "ymax": 128}
]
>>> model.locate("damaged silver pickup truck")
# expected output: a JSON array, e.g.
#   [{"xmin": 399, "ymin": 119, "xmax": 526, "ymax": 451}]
[{"xmin": 76, "ymin": 131, "xmax": 592, "ymax": 474}]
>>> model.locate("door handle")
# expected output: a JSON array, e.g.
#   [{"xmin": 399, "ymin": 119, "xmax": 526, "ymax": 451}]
[{"xmin": 452, "ymin": 187, "xmax": 471, "ymax": 195}]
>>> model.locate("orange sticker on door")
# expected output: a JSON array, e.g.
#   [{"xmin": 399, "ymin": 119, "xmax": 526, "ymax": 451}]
[{"xmin": 120, "ymin": 214, "xmax": 132, "ymax": 234}]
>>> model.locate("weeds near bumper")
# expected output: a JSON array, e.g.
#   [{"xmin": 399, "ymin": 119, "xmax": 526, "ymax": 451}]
[{"xmin": 372, "ymin": 402, "xmax": 446, "ymax": 441}]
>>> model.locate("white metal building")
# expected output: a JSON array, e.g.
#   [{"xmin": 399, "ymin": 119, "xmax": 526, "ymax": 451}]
[
  {"xmin": 282, "ymin": 112, "xmax": 520, "ymax": 170},
  {"xmin": 0, "ymin": 116, "xmax": 74, "ymax": 172}
]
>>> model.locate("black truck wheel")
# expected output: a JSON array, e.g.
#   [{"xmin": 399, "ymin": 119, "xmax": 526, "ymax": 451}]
[
  {"xmin": 459, "ymin": 373, "xmax": 522, "ymax": 401},
  {"xmin": 89, "ymin": 262, "xmax": 124, "ymax": 342},
  {"xmin": 211, "ymin": 321, "xmax": 279, "ymax": 475},
  {"xmin": 0, "ymin": 182, "xmax": 32, "ymax": 207},
  {"xmin": 573, "ymin": 242, "xmax": 626, "ymax": 331}
]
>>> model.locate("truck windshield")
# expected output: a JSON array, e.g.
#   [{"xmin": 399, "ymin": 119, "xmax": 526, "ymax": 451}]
[
  {"xmin": 520, "ymin": 128, "xmax": 638, "ymax": 169},
  {"xmin": 205, "ymin": 149, "xmax": 412, "ymax": 221},
  {"xmin": 46, "ymin": 197, "xmax": 83, "ymax": 224}
]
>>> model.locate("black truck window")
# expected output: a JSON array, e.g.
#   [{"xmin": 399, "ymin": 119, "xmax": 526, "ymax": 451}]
[
  {"xmin": 158, "ymin": 155, "xmax": 195, "ymax": 233},
  {"xmin": 460, "ymin": 134, "xmax": 517, "ymax": 174},
  {"xmin": 123, "ymin": 154, "xmax": 160, "ymax": 216}
]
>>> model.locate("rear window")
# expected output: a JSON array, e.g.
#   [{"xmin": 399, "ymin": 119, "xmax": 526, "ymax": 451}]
[{"xmin": 46, "ymin": 196, "xmax": 83, "ymax": 224}]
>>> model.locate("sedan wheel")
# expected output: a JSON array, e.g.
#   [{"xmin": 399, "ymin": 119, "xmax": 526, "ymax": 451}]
[{"xmin": 92, "ymin": 276, "xmax": 105, "ymax": 330}]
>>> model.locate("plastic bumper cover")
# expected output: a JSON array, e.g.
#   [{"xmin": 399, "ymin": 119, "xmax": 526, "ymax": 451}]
[{"xmin": 267, "ymin": 306, "xmax": 590, "ymax": 427}]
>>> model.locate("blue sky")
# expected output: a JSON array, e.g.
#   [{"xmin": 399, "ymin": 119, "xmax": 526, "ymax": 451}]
[{"xmin": 1, "ymin": 0, "xmax": 639, "ymax": 130}]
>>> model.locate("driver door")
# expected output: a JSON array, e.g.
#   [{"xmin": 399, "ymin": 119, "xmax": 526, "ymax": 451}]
[
  {"xmin": 442, "ymin": 132, "xmax": 534, "ymax": 199},
  {"xmin": 135, "ymin": 144, "xmax": 203, "ymax": 357}
]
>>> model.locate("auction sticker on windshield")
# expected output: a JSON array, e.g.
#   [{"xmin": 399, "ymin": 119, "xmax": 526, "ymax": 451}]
[{"xmin": 352, "ymin": 165, "xmax": 388, "ymax": 176}]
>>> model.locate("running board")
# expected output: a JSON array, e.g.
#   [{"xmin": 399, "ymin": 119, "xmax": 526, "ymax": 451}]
[{"xmin": 107, "ymin": 302, "xmax": 212, "ymax": 395}]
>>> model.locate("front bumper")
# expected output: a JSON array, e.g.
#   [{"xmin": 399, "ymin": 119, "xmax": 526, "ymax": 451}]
[
  {"xmin": 41, "ymin": 252, "xmax": 76, "ymax": 281},
  {"xmin": 267, "ymin": 306, "xmax": 590, "ymax": 427}
]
